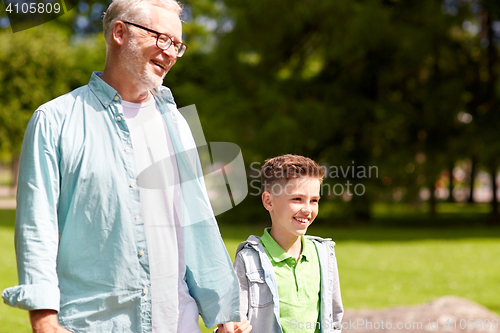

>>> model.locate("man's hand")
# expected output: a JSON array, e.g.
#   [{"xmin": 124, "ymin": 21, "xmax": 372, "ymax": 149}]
[
  {"xmin": 217, "ymin": 318, "xmax": 252, "ymax": 333},
  {"xmin": 30, "ymin": 310, "xmax": 73, "ymax": 333}
]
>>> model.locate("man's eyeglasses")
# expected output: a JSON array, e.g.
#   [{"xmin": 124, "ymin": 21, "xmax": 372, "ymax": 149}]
[{"xmin": 123, "ymin": 21, "xmax": 187, "ymax": 57}]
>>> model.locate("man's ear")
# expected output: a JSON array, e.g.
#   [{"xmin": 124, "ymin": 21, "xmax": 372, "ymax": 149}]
[
  {"xmin": 262, "ymin": 191, "xmax": 273, "ymax": 212},
  {"xmin": 112, "ymin": 21, "xmax": 127, "ymax": 46}
]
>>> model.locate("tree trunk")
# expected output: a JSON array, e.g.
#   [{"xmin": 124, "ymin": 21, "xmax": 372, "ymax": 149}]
[
  {"xmin": 352, "ymin": 197, "xmax": 371, "ymax": 222},
  {"xmin": 351, "ymin": 192, "xmax": 371, "ymax": 221},
  {"xmin": 489, "ymin": 164, "xmax": 498, "ymax": 226},
  {"xmin": 468, "ymin": 157, "xmax": 476, "ymax": 203},
  {"xmin": 482, "ymin": 8, "xmax": 498, "ymax": 226},
  {"xmin": 447, "ymin": 163, "xmax": 454, "ymax": 203},
  {"xmin": 428, "ymin": 178, "xmax": 437, "ymax": 219},
  {"xmin": 10, "ymin": 155, "xmax": 20, "ymax": 195}
]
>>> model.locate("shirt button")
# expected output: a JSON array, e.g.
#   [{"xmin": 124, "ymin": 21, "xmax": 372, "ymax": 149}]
[
  {"xmin": 116, "ymin": 116, "xmax": 122, "ymax": 122},
  {"xmin": 124, "ymin": 147, "xmax": 130, "ymax": 152},
  {"xmin": 104, "ymin": 101, "xmax": 108, "ymax": 105},
  {"xmin": 130, "ymin": 182, "xmax": 135, "ymax": 188},
  {"xmin": 138, "ymin": 250, "xmax": 144, "ymax": 257},
  {"xmin": 142, "ymin": 288, "xmax": 148, "ymax": 295},
  {"xmin": 134, "ymin": 215, "xmax": 140, "ymax": 220},
  {"xmin": 114, "ymin": 96, "xmax": 119, "ymax": 101}
]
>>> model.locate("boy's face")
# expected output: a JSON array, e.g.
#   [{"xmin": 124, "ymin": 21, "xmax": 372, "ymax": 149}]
[{"xmin": 263, "ymin": 176, "xmax": 321, "ymax": 239}]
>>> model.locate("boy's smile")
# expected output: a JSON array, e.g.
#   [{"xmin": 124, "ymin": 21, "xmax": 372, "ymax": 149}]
[{"xmin": 263, "ymin": 176, "xmax": 321, "ymax": 246}]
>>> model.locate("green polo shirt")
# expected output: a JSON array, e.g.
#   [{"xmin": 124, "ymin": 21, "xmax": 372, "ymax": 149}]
[{"xmin": 260, "ymin": 228, "xmax": 321, "ymax": 333}]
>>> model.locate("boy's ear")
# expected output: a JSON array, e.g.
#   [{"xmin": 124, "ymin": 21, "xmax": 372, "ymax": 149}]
[{"xmin": 262, "ymin": 191, "xmax": 273, "ymax": 212}]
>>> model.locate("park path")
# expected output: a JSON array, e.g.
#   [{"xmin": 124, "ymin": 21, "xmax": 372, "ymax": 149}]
[
  {"xmin": 342, "ymin": 296, "xmax": 499, "ymax": 333},
  {"xmin": 0, "ymin": 186, "xmax": 16, "ymax": 209}
]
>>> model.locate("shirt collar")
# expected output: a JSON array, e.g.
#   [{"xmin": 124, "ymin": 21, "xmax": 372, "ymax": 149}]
[
  {"xmin": 88, "ymin": 72, "xmax": 122, "ymax": 108},
  {"xmin": 300, "ymin": 236, "xmax": 312, "ymax": 263},
  {"xmin": 88, "ymin": 72, "xmax": 177, "ymax": 108},
  {"xmin": 260, "ymin": 228, "xmax": 309, "ymax": 263}
]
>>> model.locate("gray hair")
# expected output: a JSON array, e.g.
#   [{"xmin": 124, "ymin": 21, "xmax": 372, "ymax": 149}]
[{"xmin": 103, "ymin": 0, "xmax": 183, "ymax": 45}]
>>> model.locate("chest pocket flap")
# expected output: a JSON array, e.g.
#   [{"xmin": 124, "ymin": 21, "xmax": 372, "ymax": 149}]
[{"xmin": 246, "ymin": 270, "xmax": 273, "ymax": 308}]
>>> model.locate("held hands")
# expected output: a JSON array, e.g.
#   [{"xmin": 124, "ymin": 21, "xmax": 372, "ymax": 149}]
[
  {"xmin": 30, "ymin": 309, "xmax": 251, "ymax": 333},
  {"xmin": 217, "ymin": 317, "xmax": 252, "ymax": 333}
]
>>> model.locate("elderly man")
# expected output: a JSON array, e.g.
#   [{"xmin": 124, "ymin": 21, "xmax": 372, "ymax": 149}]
[{"xmin": 2, "ymin": 0, "xmax": 251, "ymax": 332}]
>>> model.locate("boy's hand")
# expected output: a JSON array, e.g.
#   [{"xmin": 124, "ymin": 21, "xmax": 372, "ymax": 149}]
[{"xmin": 217, "ymin": 318, "xmax": 252, "ymax": 333}]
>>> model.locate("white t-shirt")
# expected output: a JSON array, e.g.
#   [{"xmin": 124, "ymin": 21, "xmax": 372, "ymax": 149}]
[{"xmin": 122, "ymin": 96, "xmax": 201, "ymax": 333}]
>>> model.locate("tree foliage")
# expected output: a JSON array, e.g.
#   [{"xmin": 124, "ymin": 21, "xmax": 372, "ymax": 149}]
[
  {"xmin": 0, "ymin": 24, "xmax": 105, "ymax": 162},
  {"xmin": 1, "ymin": 0, "xmax": 500, "ymax": 223},
  {"xmin": 170, "ymin": 0, "xmax": 500, "ymax": 222}
]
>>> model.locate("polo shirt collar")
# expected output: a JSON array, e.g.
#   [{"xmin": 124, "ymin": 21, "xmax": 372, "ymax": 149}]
[{"xmin": 260, "ymin": 228, "xmax": 310, "ymax": 263}]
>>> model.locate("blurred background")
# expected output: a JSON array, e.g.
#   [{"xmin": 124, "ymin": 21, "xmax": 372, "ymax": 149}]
[
  {"xmin": 3, "ymin": 0, "xmax": 500, "ymax": 224},
  {"xmin": 0, "ymin": 0, "xmax": 499, "ymax": 332}
]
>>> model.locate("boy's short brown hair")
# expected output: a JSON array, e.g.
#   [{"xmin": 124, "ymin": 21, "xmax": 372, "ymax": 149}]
[{"xmin": 261, "ymin": 154, "xmax": 325, "ymax": 192}]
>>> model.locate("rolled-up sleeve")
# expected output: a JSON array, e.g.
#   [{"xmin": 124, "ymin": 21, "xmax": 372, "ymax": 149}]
[{"xmin": 2, "ymin": 109, "xmax": 61, "ymax": 311}]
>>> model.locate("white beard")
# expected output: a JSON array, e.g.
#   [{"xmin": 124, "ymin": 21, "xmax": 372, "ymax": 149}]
[{"xmin": 121, "ymin": 36, "xmax": 165, "ymax": 92}]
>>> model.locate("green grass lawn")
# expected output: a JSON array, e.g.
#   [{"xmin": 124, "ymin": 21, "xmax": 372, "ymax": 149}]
[
  {"xmin": 1, "ymin": 209, "xmax": 499, "ymax": 333},
  {"xmin": 0, "ymin": 210, "xmax": 31, "ymax": 333}
]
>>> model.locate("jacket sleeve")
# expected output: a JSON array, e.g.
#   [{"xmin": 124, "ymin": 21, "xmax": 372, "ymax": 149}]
[
  {"xmin": 330, "ymin": 241, "xmax": 344, "ymax": 331},
  {"xmin": 234, "ymin": 251, "xmax": 249, "ymax": 319},
  {"xmin": 2, "ymin": 110, "xmax": 61, "ymax": 312},
  {"xmin": 212, "ymin": 252, "xmax": 249, "ymax": 333}
]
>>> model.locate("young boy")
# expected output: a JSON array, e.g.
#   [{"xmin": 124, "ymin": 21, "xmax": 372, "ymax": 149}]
[{"xmin": 232, "ymin": 154, "xmax": 343, "ymax": 333}]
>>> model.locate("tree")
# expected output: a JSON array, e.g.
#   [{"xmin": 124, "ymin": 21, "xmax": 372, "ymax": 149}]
[
  {"xmin": 0, "ymin": 24, "xmax": 105, "ymax": 185},
  {"xmin": 458, "ymin": 0, "xmax": 500, "ymax": 224},
  {"xmin": 171, "ymin": 0, "xmax": 477, "ymax": 222}
]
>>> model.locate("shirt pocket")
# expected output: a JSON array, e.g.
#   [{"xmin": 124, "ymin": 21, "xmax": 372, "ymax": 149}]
[{"xmin": 247, "ymin": 269, "xmax": 274, "ymax": 308}]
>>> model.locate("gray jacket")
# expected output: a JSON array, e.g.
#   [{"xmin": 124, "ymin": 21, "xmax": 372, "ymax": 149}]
[{"xmin": 233, "ymin": 235, "xmax": 343, "ymax": 333}]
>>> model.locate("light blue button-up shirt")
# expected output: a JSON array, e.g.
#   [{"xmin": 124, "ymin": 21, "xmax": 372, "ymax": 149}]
[{"xmin": 2, "ymin": 72, "xmax": 240, "ymax": 332}]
